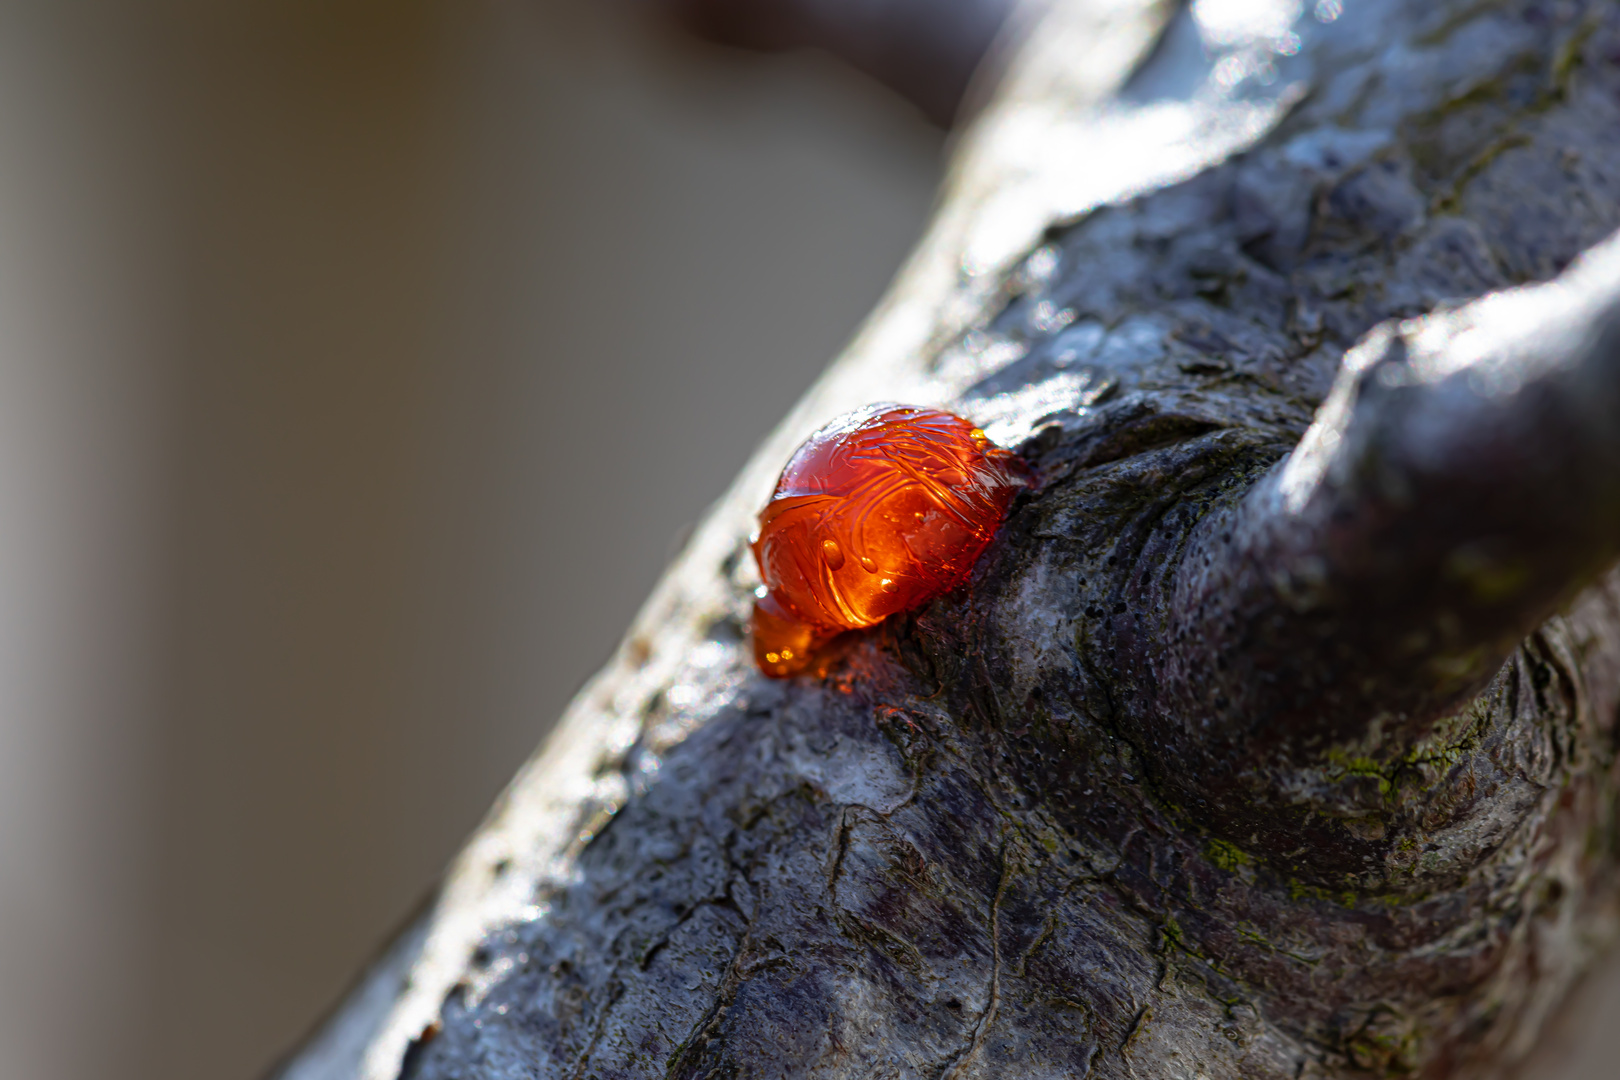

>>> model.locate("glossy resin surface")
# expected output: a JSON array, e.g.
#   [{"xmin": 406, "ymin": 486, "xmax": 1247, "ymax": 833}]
[{"xmin": 750, "ymin": 404, "xmax": 1029, "ymax": 675}]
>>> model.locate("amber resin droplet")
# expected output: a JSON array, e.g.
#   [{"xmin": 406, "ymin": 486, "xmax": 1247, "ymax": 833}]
[{"xmin": 751, "ymin": 403, "xmax": 1032, "ymax": 677}]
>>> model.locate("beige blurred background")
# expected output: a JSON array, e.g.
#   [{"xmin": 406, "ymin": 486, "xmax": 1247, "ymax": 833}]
[
  {"xmin": 2, "ymin": 4, "xmax": 1618, "ymax": 1080},
  {"xmin": 0, "ymin": 2, "xmax": 940, "ymax": 1078}
]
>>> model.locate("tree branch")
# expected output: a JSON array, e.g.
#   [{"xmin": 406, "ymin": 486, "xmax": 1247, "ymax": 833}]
[
  {"xmin": 274, "ymin": 1, "xmax": 1620, "ymax": 1076},
  {"xmin": 1150, "ymin": 234, "xmax": 1620, "ymax": 832}
]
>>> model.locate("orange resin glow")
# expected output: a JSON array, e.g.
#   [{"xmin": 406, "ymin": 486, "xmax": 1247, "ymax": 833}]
[{"xmin": 751, "ymin": 404, "xmax": 1031, "ymax": 677}]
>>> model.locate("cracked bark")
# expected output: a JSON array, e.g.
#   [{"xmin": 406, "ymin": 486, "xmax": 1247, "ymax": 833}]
[{"xmin": 276, "ymin": 0, "xmax": 1620, "ymax": 1077}]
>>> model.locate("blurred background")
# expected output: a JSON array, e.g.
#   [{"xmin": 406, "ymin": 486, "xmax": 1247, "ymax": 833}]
[
  {"xmin": 0, "ymin": 2, "xmax": 950, "ymax": 1077},
  {"xmin": 2, "ymin": 3, "xmax": 1618, "ymax": 1080}
]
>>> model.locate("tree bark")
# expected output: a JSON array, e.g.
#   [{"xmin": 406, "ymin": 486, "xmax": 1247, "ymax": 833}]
[{"xmin": 276, "ymin": 0, "xmax": 1620, "ymax": 1076}]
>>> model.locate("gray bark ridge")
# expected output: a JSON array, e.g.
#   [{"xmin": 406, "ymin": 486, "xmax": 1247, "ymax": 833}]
[{"xmin": 288, "ymin": 1, "xmax": 1620, "ymax": 1078}]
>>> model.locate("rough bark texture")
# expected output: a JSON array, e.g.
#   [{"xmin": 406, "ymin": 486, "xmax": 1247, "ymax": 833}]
[{"xmin": 278, "ymin": 0, "xmax": 1620, "ymax": 1077}]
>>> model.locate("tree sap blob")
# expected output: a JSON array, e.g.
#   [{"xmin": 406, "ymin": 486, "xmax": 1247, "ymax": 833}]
[{"xmin": 751, "ymin": 404, "xmax": 1033, "ymax": 677}]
